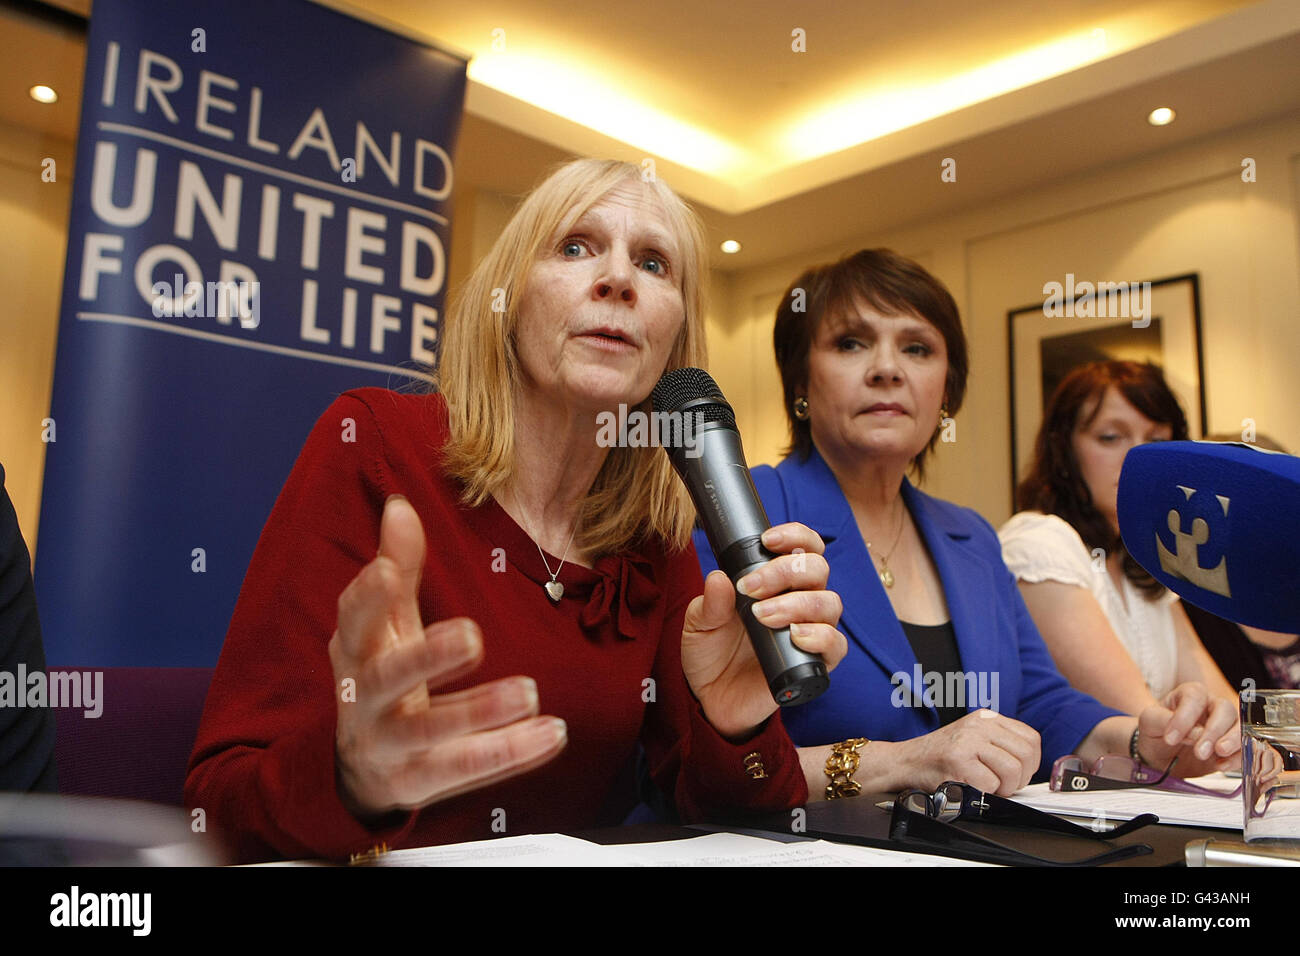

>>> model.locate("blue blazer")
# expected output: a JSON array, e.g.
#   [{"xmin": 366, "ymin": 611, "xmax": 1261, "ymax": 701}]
[{"xmin": 694, "ymin": 446, "xmax": 1121, "ymax": 777}]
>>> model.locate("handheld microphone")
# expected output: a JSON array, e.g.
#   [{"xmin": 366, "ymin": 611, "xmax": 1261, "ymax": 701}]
[
  {"xmin": 1117, "ymin": 440, "xmax": 1300, "ymax": 632},
  {"xmin": 651, "ymin": 367, "xmax": 829, "ymax": 706}
]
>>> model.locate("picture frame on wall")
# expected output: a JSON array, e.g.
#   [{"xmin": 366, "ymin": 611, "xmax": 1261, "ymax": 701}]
[{"xmin": 1006, "ymin": 272, "xmax": 1206, "ymax": 505}]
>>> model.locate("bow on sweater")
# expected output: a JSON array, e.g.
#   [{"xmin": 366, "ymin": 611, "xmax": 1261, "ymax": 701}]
[{"xmin": 579, "ymin": 554, "xmax": 660, "ymax": 642}]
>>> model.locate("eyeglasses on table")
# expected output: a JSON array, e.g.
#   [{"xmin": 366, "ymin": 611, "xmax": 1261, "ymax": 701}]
[
  {"xmin": 889, "ymin": 781, "xmax": 1156, "ymax": 867},
  {"xmin": 1050, "ymin": 754, "xmax": 1243, "ymax": 798}
]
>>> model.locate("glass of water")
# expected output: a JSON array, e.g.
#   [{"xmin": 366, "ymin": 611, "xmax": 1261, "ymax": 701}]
[{"xmin": 1242, "ymin": 689, "xmax": 1300, "ymax": 842}]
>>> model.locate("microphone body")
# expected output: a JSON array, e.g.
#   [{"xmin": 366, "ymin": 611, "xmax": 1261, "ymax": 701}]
[{"xmin": 652, "ymin": 369, "xmax": 829, "ymax": 706}]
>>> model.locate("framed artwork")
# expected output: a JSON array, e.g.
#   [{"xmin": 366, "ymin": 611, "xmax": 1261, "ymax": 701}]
[{"xmin": 1006, "ymin": 273, "xmax": 1206, "ymax": 502}]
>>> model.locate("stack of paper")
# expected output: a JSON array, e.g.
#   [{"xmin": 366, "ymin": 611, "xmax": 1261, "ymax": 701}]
[{"xmin": 352, "ymin": 832, "xmax": 998, "ymax": 867}]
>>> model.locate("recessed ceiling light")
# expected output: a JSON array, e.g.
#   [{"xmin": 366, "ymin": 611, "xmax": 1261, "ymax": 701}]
[
  {"xmin": 29, "ymin": 85, "xmax": 58, "ymax": 104},
  {"xmin": 1147, "ymin": 107, "xmax": 1175, "ymax": 126},
  {"xmin": 720, "ymin": 239, "xmax": 741, "ymax": 255}
]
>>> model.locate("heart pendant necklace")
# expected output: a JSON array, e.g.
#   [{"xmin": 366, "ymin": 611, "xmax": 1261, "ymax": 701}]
[{"xmin": 513, "ymin": 490, "xmax": 578, "ymax": 603}]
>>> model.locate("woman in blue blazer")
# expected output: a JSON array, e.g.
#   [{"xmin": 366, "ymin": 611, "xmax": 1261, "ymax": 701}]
[{"xmin": 697, "ymin": 249, "xmax": 1240, "ymax": 801}]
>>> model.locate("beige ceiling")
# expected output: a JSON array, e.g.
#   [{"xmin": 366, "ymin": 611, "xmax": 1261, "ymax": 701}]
[{"xmin": 7, "ymin": 0, "xmax": 1300, "ymax": 269}]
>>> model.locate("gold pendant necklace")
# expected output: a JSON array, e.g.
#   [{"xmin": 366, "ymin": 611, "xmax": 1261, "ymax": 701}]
[{"xmin": 866, "ymin": 501, "xmax": 906, "ymax": 589}]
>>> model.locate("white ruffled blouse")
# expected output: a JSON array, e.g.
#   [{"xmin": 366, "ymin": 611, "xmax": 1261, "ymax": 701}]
[{"xmin": 998, "ymin": 511, "xmax": 1179, "ymax": 699}]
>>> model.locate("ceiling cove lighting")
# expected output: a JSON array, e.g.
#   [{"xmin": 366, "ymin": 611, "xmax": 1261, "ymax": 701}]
[
  {"xmin": 780, "ymin": 27, "xmax": 1114, "ymax": 162},
  {"xmin": 469, "ymin": 52, "xmax": 754, "ymax": 178}
]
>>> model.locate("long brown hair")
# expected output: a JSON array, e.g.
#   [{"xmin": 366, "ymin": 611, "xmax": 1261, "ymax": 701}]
[{"xmin": 1016, "ymin": 360, "xmax": 1189, "ymax": 591}]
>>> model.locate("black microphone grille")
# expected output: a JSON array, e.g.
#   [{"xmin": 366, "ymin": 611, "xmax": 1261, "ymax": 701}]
[{"xmin": 651, "ymin": 367, "xmax": 736, "ymax": 428}]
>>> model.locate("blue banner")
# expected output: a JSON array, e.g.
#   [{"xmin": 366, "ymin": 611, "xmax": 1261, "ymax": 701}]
[{"xmin": 36, "ymin": 0, "xmax": 466, "ymax": 665}]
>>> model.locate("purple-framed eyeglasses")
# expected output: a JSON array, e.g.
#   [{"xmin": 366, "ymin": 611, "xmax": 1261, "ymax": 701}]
[{"xmin": 1050, "ymin": 755, "xmax": 1242, "ymax": 798}]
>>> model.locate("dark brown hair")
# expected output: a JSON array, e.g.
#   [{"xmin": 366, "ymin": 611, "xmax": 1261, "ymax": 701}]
[
  {"xmin": 1016, "ymin": 360, "xmax": 1189, "ymax": 591},
  {"xmin": 772, "ymin": 248, "xmax": 969, "ymax": 478}
]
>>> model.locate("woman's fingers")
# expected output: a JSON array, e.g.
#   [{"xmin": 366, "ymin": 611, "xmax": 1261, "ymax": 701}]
[
  {"xmin": 950, "ymin": 760, "xmax": 1002, "ymax": 796},
  {"xmin": 738, "ymin": 550, "xmax": 830, "ymax": 600},
  {"xmin": 330, "ymin": 498, "xmax": 569, "ymax": 816},
  {"xmin": 443, "ymin": 716, "xmax": 568, "ymax": 785},
  {"xmin": 683, "ymin": 570, "xmax": 742, "ymax": 635},
  {"xmin": 760, "ymin": 522, "xmax": 826, "ymax": 556},
  {"xmin": 1151, "ymin": 682, "xmax": 1211, "ymax": 746},
  {"xmin": 338, "ymin": 637, "xmax": 565, "ymax": 815},
  {"xmin": 334, "ymin": 496, "xmax": 429, "ymax": 662},
  {"xmin": 975, "ymin": 713, "xmax": 1040, "ymax": 792},
  {"xmin": 973, "ymin": 711, "xmax": 1041, "ymax": 757},
  {"xmin": 1199, "ymin": 697, "xmax": 1241, "ymax": 758},
  {"xmin": 378, "ymin": 675, "xmax": 541, "ymax": 756},
  {"xmin": 975, "ymin": 743, "xmax": 1031, "ymax": 796},
  {"xmin": 346, "ymin": 618, "xmax": 484, "ymax": 720},
  {"xmin": 908, "ymin": 712, "xmax": 1040, "ymax": 796},
  {"xmin": 733, "ymin": 523, "xmax": 842, "ymax": 641},
  {"xmin": 385, "ymin": 716, "xmax": 569, "ymax": 810},
  {"xmin": 968, "ymin": 713, "xmax": 1038, "ymax": 791},
  {"xmin": 738, "ymin": 522, "xmax": 831, "ymax": 600},
  {"xmin": 1148, "ymin": 683, "xmax": 1241, "ymax": 763},
  {"xmin": 377, "ymin": 495, "xmax": 428, "ymax": 640},
  {"xmin": 752, "ymin": 588, "xmax": 842, "ymax": 631},
  {"xmin": 788, "ymin": 622, "xmax": 847, "ymax": 670},
  {"xmin": 335, "ymin": 623, "xmax": 565, "ymax": 814},
  {"xmin": 334, "ymin": 555, "xmax": 407, "ymax": 660}
]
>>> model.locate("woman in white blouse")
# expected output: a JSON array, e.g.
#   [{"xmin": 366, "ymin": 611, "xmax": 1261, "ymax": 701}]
[{"xmin": 999, "ymin": 361, "xmax": 1236, "ymax": 753}]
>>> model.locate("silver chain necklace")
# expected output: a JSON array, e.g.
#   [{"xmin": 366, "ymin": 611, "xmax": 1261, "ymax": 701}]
[{"xmin": 512, "ymin": 490, "xmax": 578, "ymax": 603}]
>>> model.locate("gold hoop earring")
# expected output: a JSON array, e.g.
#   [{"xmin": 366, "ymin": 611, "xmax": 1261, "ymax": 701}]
[{"xmin": 793, "ymin": 396, "xmax": 810, "ymax": 421}]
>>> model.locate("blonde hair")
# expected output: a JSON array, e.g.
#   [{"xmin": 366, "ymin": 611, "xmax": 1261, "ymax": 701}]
[{"xmin": 436, "ymin": 159, "xmax": 710, "ymax": 554}]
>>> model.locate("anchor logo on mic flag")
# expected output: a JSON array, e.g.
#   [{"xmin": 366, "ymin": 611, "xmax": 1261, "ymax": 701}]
[{"xmin": 1156, "ymin": 484, "xmax": 1231, "ymax": 597}]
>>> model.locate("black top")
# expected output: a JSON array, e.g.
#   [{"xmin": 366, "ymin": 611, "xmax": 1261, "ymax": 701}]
[
  {"xmin": 900, "ymin": 619, "xmax": 967, "ymax": 727},
  {"xmin": 0, "ymin": 463, "xmax": 58, "ymax": 792}
]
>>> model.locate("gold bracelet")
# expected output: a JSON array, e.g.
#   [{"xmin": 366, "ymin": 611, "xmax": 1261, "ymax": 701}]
[
  {"xmin": 824, "ymin": 738, "xmax": 869, "ymax": 800},
  {"xmin": 348, "ymin": 843, "xmax": 389, "ymax": 866}
]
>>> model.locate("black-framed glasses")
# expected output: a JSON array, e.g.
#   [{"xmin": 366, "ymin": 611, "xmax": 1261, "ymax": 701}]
[
  {"xmin": 899, "ymin": 781, "xmax": 1158, "ymax": 838},
  {"xmin": 889, "ymin": 781, "xmax": 1156, "ymax": 867}
]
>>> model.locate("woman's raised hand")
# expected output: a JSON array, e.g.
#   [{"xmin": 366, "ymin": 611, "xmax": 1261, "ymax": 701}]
[{"xmin": 330, "ymin": 496, "xmax": 567, "ymax": 820}]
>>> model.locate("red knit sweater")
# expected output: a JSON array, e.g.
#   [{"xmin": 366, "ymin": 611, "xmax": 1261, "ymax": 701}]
[{"xmin": 185, "ymin": 389, "xmax": 806, "ymax": 862}]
